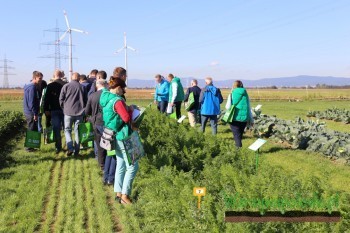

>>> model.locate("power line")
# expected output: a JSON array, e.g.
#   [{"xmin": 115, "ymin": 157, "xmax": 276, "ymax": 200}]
[
  {"xmin": 0, "ymin": 55, "xmax": 15, "ymax": 88},
  {"xmin": 39, "ymin": 20, "xmax": 69, "ymax": 71}
]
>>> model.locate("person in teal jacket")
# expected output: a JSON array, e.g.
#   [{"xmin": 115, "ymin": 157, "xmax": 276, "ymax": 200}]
[
  {"xmin": 167, "ymin": 74, "xmax": 184, "ymax": 119},
  {"xmin": 229, "ymin": 80, "xmax": 253, "ymax": 147},
  {"xmin": 154, "ymin": 74, "xmax": 170, "ymax": 113}
]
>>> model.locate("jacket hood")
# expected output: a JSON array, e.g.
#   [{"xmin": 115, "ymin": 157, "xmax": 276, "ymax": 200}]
[
  {"xmin": 100, "ymin": 90, "xmax": 118, "ymax": 107},
  {"xmin": 206, "ymin": 85, "xmax": 218, "ymax": 95}
]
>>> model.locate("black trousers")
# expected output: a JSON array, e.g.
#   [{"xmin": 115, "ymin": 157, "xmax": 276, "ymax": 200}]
[
  {"xmin": 229, "ymin": 121, "xmax": 247, "ymax": 148},
  {"xmin": 174, "ymin": 101, "xmax": 182, "ymax": 119}
]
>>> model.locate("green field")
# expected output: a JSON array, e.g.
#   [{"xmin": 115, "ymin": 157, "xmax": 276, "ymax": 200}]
[{"xmin": 1, "ymin": 98, "xmax": 350, "ymax": 232}]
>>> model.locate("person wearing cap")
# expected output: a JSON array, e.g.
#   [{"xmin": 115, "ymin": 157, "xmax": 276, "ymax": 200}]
[{"xmin": 154, "ymin": 74, "xmax": 170, "ymax": 113}]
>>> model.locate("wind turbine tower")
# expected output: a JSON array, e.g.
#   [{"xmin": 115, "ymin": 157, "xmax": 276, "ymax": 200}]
[
  {"xmin": 58, "ymin": 10, "xmax": 88, "ymax": 81},
  {"xmin": 0, "ymin": 55, "xmax": 15, "ymax": 88},
  {"xmin": 115, "ymin": 32, "xmax": 137, "ymax": 86}
]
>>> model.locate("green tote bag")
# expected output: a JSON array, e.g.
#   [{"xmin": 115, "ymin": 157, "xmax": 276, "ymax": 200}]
[
  {"xmin": 78, "ymin": 122, "xmax": 95, "ymax": 144},
  {"xmin": 221, "ymin": 105, "xmax": 235, "ymax": 123},
  {"xmin": 24, "ymin": 130, "xmax": 41, "ymax": 149}
]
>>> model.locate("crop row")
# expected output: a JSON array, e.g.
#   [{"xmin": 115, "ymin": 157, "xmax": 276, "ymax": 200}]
[
  {"xmin": 307, "ymin": 108, "xmax": 350, "ymax": 124},
  {"xmin": 0, "ymin": 110, "xmax": 24, "ymax": 141},
  {"xmin": 253, "ymin": 110, "xmax": 350, "ymax": 163},
  {"xmin": 114, "ymin": 109, "xmax": 349, "ymax": 232}
]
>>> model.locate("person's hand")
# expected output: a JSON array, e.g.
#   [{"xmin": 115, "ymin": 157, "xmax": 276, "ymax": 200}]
[
  {"xmin": 170, "ymin": 102, "xmax": 174, "ymax": 107},
  {"xmin": 33, "ymin": 115, "xmax": 38, "ymax": 121},
  {"xmin": 128, "ymin": 105, "xmax": 134, "ymax": 112},
  {"xmin": 45, "ymin": 111, "xmax": 51, "ymax": 117},
  {"xmin": 154, "ymin": 100, "xmax": 157, "ymax": 104}
]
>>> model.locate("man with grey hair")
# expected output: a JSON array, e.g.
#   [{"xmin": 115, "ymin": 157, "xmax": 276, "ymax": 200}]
[
  {"xmin": 199, "ymin": 77, "xmax": 223, "ymax": 135},
  {"xmin": 85, "ymin": 77, "xmax": 107, "ymax": 171},
  {"xmin": 184, "ymin": 79, "xmax": 201, "ymax": 127},
  {"xmin": 59, "ymin": 72, "xmax": 87, "ymax": 156}
]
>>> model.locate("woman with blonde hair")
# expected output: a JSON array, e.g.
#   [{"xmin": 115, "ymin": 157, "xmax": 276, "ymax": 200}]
[{"xmin": 228, "ymin": 80, "xmax": 253, "ymax": 147}]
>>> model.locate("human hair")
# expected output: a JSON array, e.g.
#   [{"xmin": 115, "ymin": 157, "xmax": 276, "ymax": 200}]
[
  {"xmin": 233, "ymin": 80, "xmax": 244, "ymax": 88},
  {"xmin": 71, "ymin": 72, "xmax": 80, "ymax": 81},
  {"xmin": 192, "ymin": 79, "xmax": 198, "ymax": 85},
  {"xmin": 32, "ymin": 71, "xmax": 41, "ymax": 80},
  {"xmin": 54, "ymin": 69, "xmax": 62, "ymax": 79},
  {"xmin": 205, "ymin": 77, "xmax": 213, "ymax": 85},
  {"xmin": 79, "ymin": 74, "xmax": 87, "ymax": 81},
  {"xmin": 155, "ymin": 74, "xmax": 162, "ymax": 79},
  {"xmin": 109, "ymin": 77, "xmax": 126, "ymax": 89},
  {"xmin": 97, "ymin": 70, "xmax": 107, "ymax": 80},
  {"xmin": 113, "ymin": 67, "xmax": 127, "ymax": 78},
  {"xmin": 90, "ymin": 69, "xmax": 98, "ymax": 76},
  {"xmin": 168, "ymin": 73, "xmax": 174, "ymax": 79}
]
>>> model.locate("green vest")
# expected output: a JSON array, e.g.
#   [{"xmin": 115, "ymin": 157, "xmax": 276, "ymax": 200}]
[
  {"xmin": 168, "ymin": 77, "xmax": 184, "ymax": 102},
  {"xmin": 100, "ymin": 89, "xmax": 124, "ymax": 133},
  {"xmin": 231, "ymin": 87, "xmax": 250, "ymax": 122}
]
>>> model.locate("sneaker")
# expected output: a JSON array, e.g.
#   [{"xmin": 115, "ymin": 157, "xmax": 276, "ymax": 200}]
[
  {"xmin": 67, "ymin": 150, "xmax": 73, "ymax": 156},
  {"xmin": 55, "ymin": 149, "xmax": 61, "ymax": 155}
]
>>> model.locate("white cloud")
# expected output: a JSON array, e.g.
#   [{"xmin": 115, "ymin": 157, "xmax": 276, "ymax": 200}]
[{"xmin": 209, "ymin": 61, "xmax": 219, "ymax": 66}]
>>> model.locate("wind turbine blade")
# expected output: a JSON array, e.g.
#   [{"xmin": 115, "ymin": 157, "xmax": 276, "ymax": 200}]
[
  {"xmin": 63, "ymin": 10, "xmax": 70, "ymax": 28},
  {"xmin": 115, "ymin": 47, "xmax": 124, "ymax": 54},
  {"xmin": 57, "ymin": 30, "xmax": 68, "ymax": 43},
  {"xmin": 71, "ymin": 28, "xmax": 88, "ymax": 34},
  {"xmin": 127, "ymin": 46, "xmax": 136, "ymax": 51}
]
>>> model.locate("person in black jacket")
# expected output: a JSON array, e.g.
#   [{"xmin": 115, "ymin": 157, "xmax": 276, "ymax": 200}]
[
  {"xmin": 44, "ymin": 70, "xmax": 66, "ymax": 154},
  {"xmin": 85, "ymin": 78, "xmax": 107, "ymax": 170},
  {"xmin": 184, "ymin": 79, "xmax": 201, "ymax": 127},
  {"xmin": 37, "ymin": 72, "xmax": 48, "ymax": 133}
]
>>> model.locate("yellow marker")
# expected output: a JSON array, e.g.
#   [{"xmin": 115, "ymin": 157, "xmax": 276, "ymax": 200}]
[{"xmin": 193, "ymin": 187, "xmax": 206, "ymax": 209}]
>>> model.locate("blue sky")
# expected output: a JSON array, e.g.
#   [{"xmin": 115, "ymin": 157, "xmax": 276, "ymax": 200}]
[{"xmin": 1, "ymin": 0, "xmax": 350, "ymax": 86}]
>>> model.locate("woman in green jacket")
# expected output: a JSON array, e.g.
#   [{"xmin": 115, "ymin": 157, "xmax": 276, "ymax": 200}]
[
  {"xmin": 229, "ymin": 80, "xmax": 253, "ymax": 147},
  {"xmin": 100, "ymin": 77, "xmax": 137, "ymax": 204}
]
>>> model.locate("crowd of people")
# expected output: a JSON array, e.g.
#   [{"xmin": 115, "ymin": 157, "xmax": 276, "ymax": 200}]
[
  {"xmin": 23, "ymin": 68, "xmax": 253, "ymax": 204},
  {"xmin": 153, "ymin": 75, "xmax": 254, "ymax": 146}
]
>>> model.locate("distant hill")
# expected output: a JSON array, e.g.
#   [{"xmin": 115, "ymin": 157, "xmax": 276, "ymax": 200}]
[{"xmin": 127, "ymin": 75, "xmax": 350, "ymax": 88}]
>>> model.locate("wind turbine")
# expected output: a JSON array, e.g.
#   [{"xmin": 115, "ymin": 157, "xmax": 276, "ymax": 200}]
[
  {"xmin": 115, "ymin": 32, "xmax": 137, "ymax": 86},
  {"xmin": 58, "ymin": 10, "xmax": 88, "ymax": 81}
]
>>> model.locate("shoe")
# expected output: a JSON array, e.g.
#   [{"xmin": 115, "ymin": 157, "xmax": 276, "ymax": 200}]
[
  {"xmin": 103, "ymin": 180, "xmax": 107, "ymax": 185},
  {"xmin": 25, "ymin": 148, "xmax": 36, "ymax": 152},
  {"xmin": 55, "ymin": 149, "xmax": 61, "ymax": 155},
  {"xmin": 107, "ymin": 181, "xmax": 113, "ymax": 186},
  {"xmin": 67, "ymin": 150, "xmax": 73, "ymax": 156},
  {"xmin": 120, "ymin": 198, "xmax": 132, "ymax": 205},
  {"xmin": 115, "ymin": 196, "xmax": 121, "ymax": 203}
]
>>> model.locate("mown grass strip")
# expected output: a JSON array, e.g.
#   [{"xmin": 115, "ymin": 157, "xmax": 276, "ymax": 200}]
[
  {"xmin": 83, "ymin": 159, "xmax": 97, "ymax": 232},
  {"xmin": 74, "ymin": 159, "xmax": 86, "ymax": 232},
  {"xmin": 63, "ymin": 158, "xmax": 76, "ymax": 232}
]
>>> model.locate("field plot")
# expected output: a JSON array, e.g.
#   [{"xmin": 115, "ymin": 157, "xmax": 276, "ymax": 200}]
[{"xmin": 1, "ymin": 88, "xmax": 350, "ymax": 232}]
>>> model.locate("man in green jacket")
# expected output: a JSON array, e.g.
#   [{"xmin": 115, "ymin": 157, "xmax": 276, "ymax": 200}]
[{"xmin": 167, "ymin": 74, "xmax": 184, "ymax": 119}]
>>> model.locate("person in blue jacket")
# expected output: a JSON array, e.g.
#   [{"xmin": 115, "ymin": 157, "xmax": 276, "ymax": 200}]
[
  {"xmin": 154, "ymin": 74, "xmax": 170, "ymax": 113},
  {"xmin": 23, "ymin": 71, "xmax": 42, "ymax": 151},
  {"xmin": 199, "ymin": 77, "xmax": 223, "ymax": 135}
]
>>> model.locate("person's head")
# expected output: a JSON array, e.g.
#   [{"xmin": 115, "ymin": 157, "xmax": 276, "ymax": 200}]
[
  {"xmin": 90, "ymin": 69, "xmax": 98, "ymax": 77},
  {"xmin": 154, "ymin": 74, "xmax": 163, "ymax": 83},
  {"xmin": 205, "ymin": 77, "xmax": 213, "ymax": 85},
  {"xmin": 79, "ymin": 74, "xmax": 87, "ymax": 83},
  {"xmin": 32, "ymin": 71, "xmax": 42, "ymax": 85},
  {"xmin": 96, "ymin": 70, "xmax": 107, "ymax": 80},
  {"xmin": 233, "ymin": 80, "xmax": 244, "ymax": 88},
  {"xmin": 53, "ymin": 69, "xmax": 62, "ymax": 79},
  {"xmin": 167, "ymin": 73, "xmax": 174, "ymax": 82},
  {"xmin": 113, "ymin": 67, "xmax": 127, "ymax": 81},
  {"xmin": 109, "ymin": 77, "xmax": 126, "ymax": 96},
  {"xmin": 191, "ymin": 79, "xmax": 198, "ymax": 87},
  {"xmin": 96, "ymin": 79, "xmax": 107, "ymax": 90},
  {"xmin": 71, "ymin": 72, "xmax": 80, "ymax": 81}
]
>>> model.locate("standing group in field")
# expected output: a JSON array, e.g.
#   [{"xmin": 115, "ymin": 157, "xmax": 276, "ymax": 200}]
[
  {"xmin": 154, "ymin": 74, "xmax": 254, "ymax": 147},
  {"xmin": 23, "ymin": 68, "xmax": 253, "ymax": 205}
]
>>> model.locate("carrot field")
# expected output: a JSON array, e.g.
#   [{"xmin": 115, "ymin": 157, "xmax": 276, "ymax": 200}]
[{"xmin": 1, "ymin": 88, "xmax": 350, "ymax": 232}]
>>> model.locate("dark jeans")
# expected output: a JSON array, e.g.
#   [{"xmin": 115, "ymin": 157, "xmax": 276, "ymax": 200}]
[
  {"xmin": 174, "ymin": 101, "xmax": 182, "ymax": 119},
  {"xmin": 104, "ymin": 155, "xmax": 116, "ymax": 182},
  {"xmin": 201, "ymin": 115, "xmax": 218, "ymax": 135},
  {"xmin": 94, "ymin": 124, "xmax": 106, "ymax": 168},
  {"xmin": 38, "ymin": 114, "xmax": 43, "ymax": 133},
  {"xmin": 157, "ymin": 101, "xmax": 168, "ymax": 113},
  {"xmin": 229, "ymin": 121, "xmax": 247, "ymax": 148},
  {"xmin": 51, "ymin": 110, "xmax": 64, "ymax": 151},
  {"xmin": 25, "ymin": 114, "xmax": 38, "ymax": 131}
]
